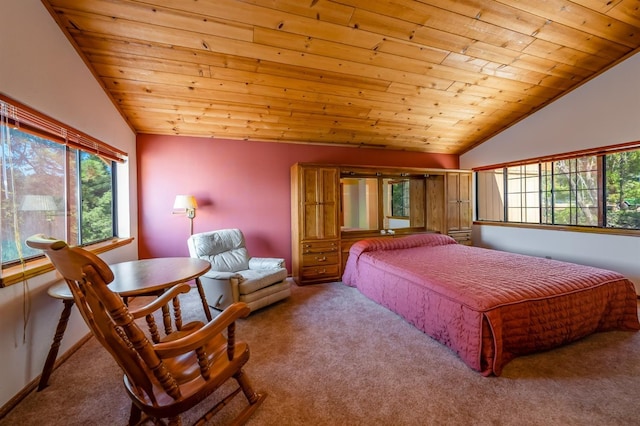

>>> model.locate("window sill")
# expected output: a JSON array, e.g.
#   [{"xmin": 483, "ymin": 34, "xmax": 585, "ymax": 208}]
[
  {"xmin": 474, "ymin": 221, "xmax": 640, "ymax": 237},
  {"xmin": 0, "ymin": 237, "xmax": 134, "ymax": 288}
]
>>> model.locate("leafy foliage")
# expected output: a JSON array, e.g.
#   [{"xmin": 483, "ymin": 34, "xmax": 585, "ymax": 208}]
[
  {"xmin": 606, "ymin": 151, "xmax": 640, "ymax": 228},
  {"xmin": 80, "ymin": 153, "xmax": 113, "ymax": 244}
]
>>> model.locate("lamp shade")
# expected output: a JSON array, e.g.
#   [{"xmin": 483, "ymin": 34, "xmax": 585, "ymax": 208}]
[{"xmin": 173, "ymin": 195, "xmax": 198, "ymax": 210}]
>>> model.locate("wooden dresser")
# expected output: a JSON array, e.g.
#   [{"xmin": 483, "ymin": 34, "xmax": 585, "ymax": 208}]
[
  {"xmin": 291, "ymin": 163, "xmax": 472, "ymax": 285},
  {"xmin": 291, "ymin": 164, "xmax": 341, "ymax": 285}
]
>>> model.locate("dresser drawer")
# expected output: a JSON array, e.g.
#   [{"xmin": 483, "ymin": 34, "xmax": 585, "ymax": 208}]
[
  {"xmin": 301, "ymin": 264, "xmax": 341, "ymax": 281},
  {"xmin": 448, "ymin": 231, "xmax": 472, "ymax": 245},
  {"xmin": 301, "ymin": 240, "xmax": 339, "ymax": 254},
  {"xmin": 302, "ymin": 252, "xmax": 339, "ymax": 266}
]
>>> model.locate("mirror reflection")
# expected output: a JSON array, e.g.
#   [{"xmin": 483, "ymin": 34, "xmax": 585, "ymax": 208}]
[
  {"xmin": 341, "ymin": 177, "xmax": 378, "ymax": 231},
  {"xmin": 340, "ymin": 175, "xmax": 425, "ymax": 232}
]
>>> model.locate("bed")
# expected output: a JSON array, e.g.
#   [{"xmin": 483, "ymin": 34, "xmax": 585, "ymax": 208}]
[{"xmin": 342, "ymin": 233, "xmax": 640, "ymax": 376}]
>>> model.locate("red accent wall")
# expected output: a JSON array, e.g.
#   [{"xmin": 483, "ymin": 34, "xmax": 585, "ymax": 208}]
[{"xmin": 137, "ymin": 134, "xmax": 458, "ymax": 271}]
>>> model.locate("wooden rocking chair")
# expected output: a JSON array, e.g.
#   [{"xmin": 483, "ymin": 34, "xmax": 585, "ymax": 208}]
[{"xmin": 26, "ymin": 234, "xmax": 266, "ymax": 426}]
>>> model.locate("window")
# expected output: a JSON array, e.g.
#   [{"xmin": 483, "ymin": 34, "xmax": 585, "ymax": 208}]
[
  {"xmin": 1, "ymin": 95, "xmax": 127, "ymax": 267},
  {"xmin": 606, "ymin": 151, "xmax": 640, "ymax": 228},
  {"xmin": 542, "ymin": 157, "xmax": 600, "ymax": 226},
  {"xmin": 506, "ymin": 164, "xmax": 540, "ymax": 223},
  {"xmin": 476, "ymin": 144, "xmax": 640, "ymax": 231},
  {"xmin": 476, "ymin": 169, "xmax": 504, "ymax": 221}
]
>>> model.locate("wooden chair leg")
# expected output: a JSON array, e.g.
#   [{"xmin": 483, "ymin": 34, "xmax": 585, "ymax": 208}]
[
  {"xmin": 195, "ymin": 278, "xmax": 213, "ymax": 321},
  {"xmin": 235, "ymin": 369, "xmax": 261, "ymax": 404},
  {"xmin": 128, "ymin": 403, "xmax": 142, "ymax": 426},
  {"xmin": 193, "ymin": 369, "xmax": 266, "ymax": 426},
  {"xmin": 38, "ymin": 298, "xmax": 74, "ymax": 391},
  {"xmin": 230, "ymin": 369, "xmax": 266, "ymax": 425}
]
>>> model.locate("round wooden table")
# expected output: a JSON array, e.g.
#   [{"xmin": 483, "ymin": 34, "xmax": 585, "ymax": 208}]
[
  {"xmin": 108, "ymin": 257, "xmax": 211, "ymax": 298},
  {"xmin": 108, "ymin": 257, "xmax": 212, "ymax": 322}
]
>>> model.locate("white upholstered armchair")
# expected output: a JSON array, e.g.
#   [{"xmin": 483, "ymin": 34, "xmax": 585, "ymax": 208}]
[{"xmin": 187, "ymin": 228, "xmax": 292, "ymax": 313}]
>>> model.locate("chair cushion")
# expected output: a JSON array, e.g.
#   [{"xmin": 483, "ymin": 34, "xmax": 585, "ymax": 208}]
[
  {"xmin": 209, "ymin": 248, "xmax": 250, "ymax": 272},
  {"xmin": 236, "ymin": 268, "xmax": 288, "ymax": 294},
  {"xmin": 189, "ymin": 229, "xmax": 249, "ymax": 272}
]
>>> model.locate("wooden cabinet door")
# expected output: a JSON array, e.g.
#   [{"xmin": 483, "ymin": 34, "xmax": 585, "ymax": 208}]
[
  {"xmin": 319, "ymin": 168, "xmax": 339, "ymax": 239},
  {"xmin": 300, "ymin": 166, "xmax": 339, "ymax": 240},
  {"xmin": 426, "ymin": 174, "xmax": 446, "ymax": 234},
  {"xmin": 446, "ymin": 172, "xmax": 472, "ymax": 231},
  {"xmin": 458, "ymin": 172, "xmax": 472, "ymax": 230}
]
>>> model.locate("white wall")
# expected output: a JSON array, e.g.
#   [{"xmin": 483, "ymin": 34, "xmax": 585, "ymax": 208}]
[
  {"xmin": 0, "ymin": 0, "xmax": 138, "ymax": 408},
  {"xmin": 461, "ymin": 52, "xmax": 640, "ymax": 293}
]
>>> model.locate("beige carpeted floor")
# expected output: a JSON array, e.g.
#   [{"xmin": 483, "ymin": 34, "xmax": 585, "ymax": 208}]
[{"xmin": 2, "ymin": 281, "xmax": 639, "ymax": 426}]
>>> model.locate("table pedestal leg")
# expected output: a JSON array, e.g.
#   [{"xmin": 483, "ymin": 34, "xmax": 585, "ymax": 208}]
[{"xmin": 38, "ymin": 299, "xmax": 74, "ymax": 391}]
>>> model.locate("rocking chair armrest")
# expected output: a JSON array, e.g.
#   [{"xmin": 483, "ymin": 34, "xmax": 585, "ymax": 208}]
[
  {"xmin": 153, "ymin": 302, "xmax": 251, "ymax": 358},
  {"xmin": 129, "ymin": 283, "xmax": 193, "ymax": 319}
]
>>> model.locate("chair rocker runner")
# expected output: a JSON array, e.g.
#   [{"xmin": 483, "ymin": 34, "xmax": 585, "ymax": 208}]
[{"xmin": 26, "ymin": 234, "xmax": 266, "ymax": 426}]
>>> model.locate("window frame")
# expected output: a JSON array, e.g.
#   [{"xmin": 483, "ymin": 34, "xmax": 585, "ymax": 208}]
[
  {"xmin": 0, "ymin": 237, "xmax": 134, "ymax": 287},
  {"xmin": 0, "ymin": 94, "xmax": 130, "ymax": 286},
  {"xmin": 474, "ymin": 141, "xmax": 640, "ymax": 236}
]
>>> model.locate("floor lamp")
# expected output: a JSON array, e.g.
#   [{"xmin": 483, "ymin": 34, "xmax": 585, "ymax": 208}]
[{"xmin": 173, "ymin": 195, "xmax": 198, "ymax": 235}]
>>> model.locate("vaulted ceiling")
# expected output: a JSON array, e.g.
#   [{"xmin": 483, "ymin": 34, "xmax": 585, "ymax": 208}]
[{"xmin": 42, "ymin": 0, "xmax": 640, "ymax": 154}]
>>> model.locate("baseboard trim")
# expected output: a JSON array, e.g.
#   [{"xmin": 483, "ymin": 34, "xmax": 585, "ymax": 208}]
[{"xmin": 0, "ymin": 332, "xmax": 92, "ymax": 420}]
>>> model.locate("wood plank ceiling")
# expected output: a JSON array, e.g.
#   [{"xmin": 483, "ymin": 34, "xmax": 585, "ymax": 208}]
[{"xmin": 42, "ymin": 0, "xmax": 640, "ymax": 154}]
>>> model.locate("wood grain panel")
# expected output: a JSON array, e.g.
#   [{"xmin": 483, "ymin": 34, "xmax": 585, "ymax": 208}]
[
  {"xmin": 496, "ymin": 0, "xmax": 640, "ymax": 47},
  {"xmin": 42, "ymin": 0, "xmax": 640, "ymax": 154}
]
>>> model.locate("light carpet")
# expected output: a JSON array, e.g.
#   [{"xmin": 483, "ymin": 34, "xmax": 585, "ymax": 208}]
[{"xmin": 1, "ymin": 281, "xmax": 639, "ymax": 425}]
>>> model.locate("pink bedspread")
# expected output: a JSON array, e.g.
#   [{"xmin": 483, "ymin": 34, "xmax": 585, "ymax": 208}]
[{"xmin": 342, "ymin": 234, "xmax": 639, "ymax": 376}]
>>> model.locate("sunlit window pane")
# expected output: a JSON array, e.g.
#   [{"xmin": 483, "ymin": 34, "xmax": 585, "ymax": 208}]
[
  {"xmin": 506, "ymin": 165, "xmax": 540, "ymax": 223},
  {"xmin": 1, "ymin": 129, "xmax": 66, "ymax": 262},
  {"xmin": 478, "ymin": 154, "xmax": 614, "ymax": 228},
  {"xmin": 606, "ymin": 151, "xmax": 640, "ymax": 229},
  {"xmin": 554, "ymin": 157, "xmax": 599, "ymax": 226},
  {"xmin": 476, "ymin": 170, "xmax": 504, "ymax": 221},
  {"xmin": 1, "ymin": 128, "xmax": 115, "ymax": 265},
  {"xmin": 80, "ymin": 152, "xmax": 114, "ymax": 244}
]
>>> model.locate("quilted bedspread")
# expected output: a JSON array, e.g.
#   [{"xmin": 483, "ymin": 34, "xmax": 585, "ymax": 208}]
[{"xmin": 342, "ymin": 234, "xmax": 640, "ymax": 376}]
